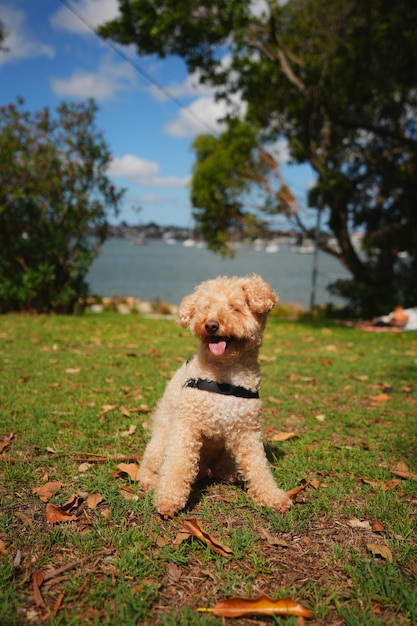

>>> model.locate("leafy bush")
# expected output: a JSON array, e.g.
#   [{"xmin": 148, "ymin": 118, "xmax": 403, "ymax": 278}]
[{"xmin": 0, "ymin": 98, "xmax": 124, "ymax": 313}]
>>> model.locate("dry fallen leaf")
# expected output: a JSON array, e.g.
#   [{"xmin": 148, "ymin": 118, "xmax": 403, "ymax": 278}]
[
  {"xmin": 86, "ymin": 493, "xmax": 103, "ymax": 509},
  {"xmin": 119, "ymin": 485, "xmax": 139, "ymax": 501},
  {"xmin": 46, "ymin": 503, "xmax": 78, "ymax": 524},
  {"xmin": 391, "ymin": 469, "xmax": 417, "ymax": 482},
  {"xmin": 0, "ymin": 432, "xmax": 14, "ymax": 454},
  {"xmin": 45, "ymin": 493, "xmax": 83, "ymax": 523},
  {"xmin": 167, "ymin": 562, "xmax": 183, "ymax": 583},
  {"xmin": 115, "ymin": 462, "xmax": 140, "ymax": 481},
  {"xmin": 102, "ymin": 404, "xmax": 116, "ymax": 415},
  {"xmin": 198, "ymin": 595, "xmax": 313, "ymax": 618},
  {"xmin": 371, "ymin": 520, "xmax": 385, "ymax": 533},
  {"xmin": 78, "ymin": 462, "xmax": 92, "ymax": 473},
  {"xmin": 32, "ymin": 571, "xmax": 46, "ymax": 608},
  {"xmin": 272, "ymin": 431, "xmax": 298, "ymax": 442},
  {"xmin": 367, "ymin": 543, "xmax": 393, "ymax": 562},
  {"xmin": 362, "ymin": 478, "xmax": 400, "ymax": 491},
  {"xmin": 348, "ymin": 518, "xmax": 372, "ymax": 531},
  {"xmin": 369, "ymin": 393, "xmax": 390, "ymax": 407},
  {"xmin": 258, "ymin": 528, "xmax": 290, "ymax": 548},
  {"xmin": 286, "ymin": 482, "xmax": 309, "ymax": 498},
  {"xmin": 182, "ymin": 519, "xmax": 233, "ymax": 557},
  {"xmin": 32, "ymin": 481, "xmax": 62, "ymax": 502},
  {"xmin": 120, "ymin": 424, "xmax": 137, "ymax": 437}
]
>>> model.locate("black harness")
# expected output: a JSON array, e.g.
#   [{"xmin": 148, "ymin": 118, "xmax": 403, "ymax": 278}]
[{"xmin": 183, "ymin": 377, "xmax": 259, "ymax": 399}]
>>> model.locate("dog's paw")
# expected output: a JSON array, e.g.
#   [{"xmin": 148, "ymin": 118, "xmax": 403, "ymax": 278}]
[
  {"xmin": 251, "ymin": 489, "xmax": 293, "ymax": 513},
  {"xmin": 154, "ymin": 493, "xmax": 187, "ymax": 517},
  {"xmin": 272, "ymin": 493, "xmax": 293, "ymax": 513},
  {"xmin": 138, "ymin": 469, "xmax": 158, "ymax": 492}
]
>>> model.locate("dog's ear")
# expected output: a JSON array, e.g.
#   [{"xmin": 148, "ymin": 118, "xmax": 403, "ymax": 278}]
[
  {"xmin": 242, "ymin": 274, "xmax": 278, "ymax": 314},
  {"xmin": 177, "ymin": 293, "xmax": 197, "ymax": 327}
]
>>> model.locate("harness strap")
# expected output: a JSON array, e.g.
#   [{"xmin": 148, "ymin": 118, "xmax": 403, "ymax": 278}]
[{"xmin": 183, "ymin": 377, "xmax": 259, "ymax": 399}]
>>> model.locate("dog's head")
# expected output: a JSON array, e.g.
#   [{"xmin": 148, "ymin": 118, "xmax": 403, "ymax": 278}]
[{"xmin": 178, "ymin": 274, "xmax": 278, "ymax": 358}]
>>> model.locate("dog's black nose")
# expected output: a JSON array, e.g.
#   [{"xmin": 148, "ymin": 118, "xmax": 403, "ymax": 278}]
[{"xmin": 205, "ymin": 320, "xmax": 219, "ymax": 334}]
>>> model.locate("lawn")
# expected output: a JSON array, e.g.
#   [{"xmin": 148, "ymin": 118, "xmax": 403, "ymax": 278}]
[{"xmin": 0, "ymin": 312, "xmax": 416, "ymax": 625}]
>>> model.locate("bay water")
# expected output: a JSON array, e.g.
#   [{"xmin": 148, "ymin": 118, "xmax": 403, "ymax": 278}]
[{"xmin": 86, "ymin": 238, "xmax": 349, "ymax": 308}]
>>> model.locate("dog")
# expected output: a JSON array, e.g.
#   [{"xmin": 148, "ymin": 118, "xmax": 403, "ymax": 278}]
[{"xmin": 138, "ymin": 274, "xmax": 292, "ymax": 516}]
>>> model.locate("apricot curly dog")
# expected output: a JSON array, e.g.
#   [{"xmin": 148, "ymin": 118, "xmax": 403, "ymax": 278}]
[{"xmin": 138, "ymin": 274, "xmax": 292, "ymax": 516}]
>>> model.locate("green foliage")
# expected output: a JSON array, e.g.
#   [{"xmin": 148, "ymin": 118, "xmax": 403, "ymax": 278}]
[
  {"xmin": 0, "ymin": 98, "xmax": 124, "ymax": 313},
  {"xmin": 100, "ymin": 0, "xmax": 417, "ymax": 315},
  {"xmin": 191, "ymin": 120, "xmax": 266, "ymax": 253}
]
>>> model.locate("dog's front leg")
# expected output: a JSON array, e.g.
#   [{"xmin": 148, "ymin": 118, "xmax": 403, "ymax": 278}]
[
  {"xmin": 228, "ymin": 430, "xmax": 292, "ymax": 513},
  {"xmin": 154, "ymin": 425, "xmax": 202, "ymax": 516}
]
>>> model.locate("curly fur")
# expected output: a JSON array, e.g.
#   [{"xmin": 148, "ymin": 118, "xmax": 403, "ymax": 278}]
[{"xmin": 138, "ymin": 274, "xmax": 292, "ymax": 516}]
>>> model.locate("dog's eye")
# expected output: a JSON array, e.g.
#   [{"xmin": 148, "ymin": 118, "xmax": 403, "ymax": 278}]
[{"xmin": 231, "ymin": 306, "xmax": 241, "ymax": 314}]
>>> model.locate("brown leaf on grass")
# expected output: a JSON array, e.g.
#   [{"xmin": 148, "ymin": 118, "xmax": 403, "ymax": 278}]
[
  {"xmin": 167, "ymin": 562, "xmax": 183, "ymax": 583},
  {"xmin": 120, "ymin": 405, "xmax": 130, "ymax": 417},
  {"xmin": 120, "ymin": 424, "xmax": 136, "ymax": 437},
  {"xmin": 173, "ymin": 530, "xmax": 191, "ymax": 547},
  {"xmin": 265, "ymin": 396, "xmax": 282, "ymax": 404},
  {"xmin": 258, "ymin": 527, "xmax": 290, "ymax": 548},
  {"xmin": 272, "ymin": 431, "xmax": 298, "ymax": 442},
  {"xmin": 286, "ymin": 482, "xmax": 309, "ymax": 498},
  {"xmin": 101, "ymin": 404, "xmax": 117, "ymax": 415},
  {"xmin": 309, "ymin": 479, "xmax": 328, "ymax": 489},
  {"xmin": 362, "ymin": 478, "xmax": 400, "ymax": 491},
  {"xmin": 182, "ymin": 519, "xmax": 233, "ymax": 557},
  {"xmin": 65, "ymin": 368, "xmax": 80, "ymax": 374},
  {"xmin": 198, "ymin": 595, "xmax": 313, "ymax": 618},
  {"xmin": 138, "ymin": 403, "xmax": 152, "ymax": 413},
  {"xmin": 371, "ymin": 520, "xmax": 385, "ymax": 533},
  {"xmin": 369, "ymin": 393, "xmax": 390, "ymax": 407},
  {"xmin": 0, "ymin": 453, "xmax": 16, "ymax": 464},
  {"xmin": 0, "ymin": 539, "xmax": 7, "ymax": 554},
  {"xmin": 32, "ymin": 480, "xmax": 62, "ymax": 502},
  {"xmin": 367, "ymin": 543, "xmax": 393, "ymax": 562},
  {"xmin": 119, "ymin": 485, "xmax": 139, "ymax": 501},
  {"xmin": 78, "ymin": 462, "xmax": 92, "ymax": 472},
  {"xmin": 32, "ymin": 571, "xmax": 46, "ymax": 607},
  {"xmin": 391, "ymin": 469, "xmax": 417, "ymax": 482},
  {"xmin": 51, "ymin": 592, "xmax": 64, "ymax": 618},
  {"xmin": 46, "ymin": 494, "xmax": 82, "ymax": 523},
  {"xmin": 348, "ymin": 518, "xmax": 372, "ymax": 531},
  {"xmin": 115, "ymin": 462, "xmax": 140, "ymax": 481},
  {"xmin": 73, "ymin": 452, "xmax": 140, "ymax": 463},
  {"xmin": 0, "ymin": 432, "xmax": 14, "ymax": 453},
  {"xmin": 100, "ymin": 507, "xmax": 111, "ymax": 520},
  {"xmin": 86, "ymin": 493, "xmax": 103, "ymax": 509}
]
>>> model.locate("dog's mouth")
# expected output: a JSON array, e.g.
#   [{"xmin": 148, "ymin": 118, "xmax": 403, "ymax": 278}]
[{"xmin": 206, "ymin": 336, "xmax": 234, "ymax": 357}]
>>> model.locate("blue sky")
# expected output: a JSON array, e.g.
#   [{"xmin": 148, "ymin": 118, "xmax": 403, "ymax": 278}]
[{"xmin": 0, "ymin": 0, "xmax": 314, "ymax": 228}]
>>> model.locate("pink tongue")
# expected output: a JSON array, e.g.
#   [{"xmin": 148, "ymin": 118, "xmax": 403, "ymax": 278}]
[{"xmin": 209, "ymin": 341, "xmax": 226, "ymax": 356}]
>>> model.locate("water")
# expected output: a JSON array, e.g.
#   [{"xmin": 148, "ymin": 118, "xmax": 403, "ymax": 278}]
[{"xmin": 86, "ymin": 238, "xmax": 349, "ymax": 308}]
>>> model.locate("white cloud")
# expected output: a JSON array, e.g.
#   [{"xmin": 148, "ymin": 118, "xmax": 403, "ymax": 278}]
[
  {"xmin": 50, "ymin": 0, "xmax": 119, "ymax": 34},
  {"xmin": 0, "ymin": 5, "xmax": 54, "ymax": 66},
  {"xmin": 51, "ymin": 53, "xmax": 137, "ymax": 100},
  {"xmin": 164, "ymin": 95, "xmax": 246, "ymax": 138},
  {"xmin": 265, "ymin": 138, "xmax": 291, "ymax": 165},
  {"xmin": 148, "ymin": 70, "xmax": 215, "ymax": 104},
  {"xmin": 109, "ymin": 154, "xmax": 190, "ymax": 188}
]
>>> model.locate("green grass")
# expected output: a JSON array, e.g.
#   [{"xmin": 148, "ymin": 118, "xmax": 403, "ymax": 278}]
[{"xmin": 0, "ymin": 313, "xmax": 416, "ymax": 625}]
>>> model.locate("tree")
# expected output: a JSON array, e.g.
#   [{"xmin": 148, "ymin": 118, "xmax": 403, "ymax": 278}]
[
  {"xmin": 100, "ymin": 0, "xmax": 417, "ymax": 314},
  {"xmin": 0, "ymin": 99, "xmax": 124, "ymax": 313}
]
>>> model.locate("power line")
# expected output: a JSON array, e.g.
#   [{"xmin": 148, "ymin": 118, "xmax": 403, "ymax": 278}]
[{"xmin": 57, "ymin": 0, "xmax": 215, "ymax": 133}]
